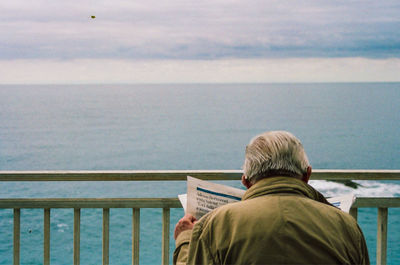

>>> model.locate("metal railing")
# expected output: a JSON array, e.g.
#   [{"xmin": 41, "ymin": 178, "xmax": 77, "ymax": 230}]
[{"xmin": 0, "ymin": 170, "xmax": 399, "ymax": 265}]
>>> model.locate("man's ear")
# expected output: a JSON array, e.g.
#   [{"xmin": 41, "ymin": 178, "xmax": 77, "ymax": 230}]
[
  {"xmin": 242, "ymin": 175, "xmax": 252, "ymax": 189},
  {"xmin": 302, "ymin": 166, "xmax": 312, "ymax": 183}
]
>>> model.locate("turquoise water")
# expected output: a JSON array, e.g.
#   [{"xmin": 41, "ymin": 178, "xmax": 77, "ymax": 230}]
[{"xmin": 0, "ymin": 83, "xmax": 399, "ymax": 264}]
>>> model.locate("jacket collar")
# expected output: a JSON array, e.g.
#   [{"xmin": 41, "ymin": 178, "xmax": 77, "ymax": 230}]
[{"xmin": 242, "ymin": 176, "xmax": 332, "ymax": 206}]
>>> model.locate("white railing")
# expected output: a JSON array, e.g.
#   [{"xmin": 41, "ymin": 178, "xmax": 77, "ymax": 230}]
[{"xmin": 0, "ymin": 170, "xmax": 399, "ymax": 265}]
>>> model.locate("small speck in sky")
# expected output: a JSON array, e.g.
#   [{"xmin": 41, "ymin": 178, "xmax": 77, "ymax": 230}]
[{"xmin": 91, "ymin": 15, "xmax": 96, "ymax": 19}]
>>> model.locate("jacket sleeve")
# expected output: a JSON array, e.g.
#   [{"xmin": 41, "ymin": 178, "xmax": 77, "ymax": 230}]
[
  {"xmin": 186, "ymin": 219, "xmax": 218, "ymax": 265},
  {"xmin": 173, "ymin": 230, "xmax": 192, "ymax": 265},
  {"xmin": 173, "ymin": 217, "xmax": 218, "ymax": 265}
]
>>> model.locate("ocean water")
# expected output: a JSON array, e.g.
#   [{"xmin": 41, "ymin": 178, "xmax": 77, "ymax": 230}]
[{"xmin": 0, "ymin": 83, "xmax": 399, "ymax": 264}]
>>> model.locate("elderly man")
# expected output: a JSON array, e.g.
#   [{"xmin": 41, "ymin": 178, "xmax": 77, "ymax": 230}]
[{"xmin": 173, "ymin": 131, "xmax": 370, "ymax": 265}]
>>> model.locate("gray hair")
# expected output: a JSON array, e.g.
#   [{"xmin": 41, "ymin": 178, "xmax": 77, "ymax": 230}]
[{"xmin": 243, "ymin": 131, "xmax": 310, "ymax": 182}]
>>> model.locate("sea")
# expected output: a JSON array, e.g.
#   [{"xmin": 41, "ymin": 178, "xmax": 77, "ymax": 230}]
[{"xmin": 0, "ymin": 83, "xmax": 399, "ymax": 264}]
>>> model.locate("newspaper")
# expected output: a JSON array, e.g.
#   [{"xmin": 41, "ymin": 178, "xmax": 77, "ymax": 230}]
[
  {"xmin": 178, "ymin": 176, "xmax": 356, "ymax": 220},
  {"xmin": 179, "ymin": 176, "xmax": 245, "ymax": 220},
  {"xmin": 327, "ymin": 193, "xmax": 356, "ymax": 213}
]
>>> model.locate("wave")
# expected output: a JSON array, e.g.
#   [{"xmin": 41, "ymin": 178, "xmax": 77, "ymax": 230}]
[
  {"xmin": 56, "ymin": 223, "xmax": 68, "ymax": 233},
  {"xmin": 309, "ymin": 180, "xmax": 400, "ymax": 198}
]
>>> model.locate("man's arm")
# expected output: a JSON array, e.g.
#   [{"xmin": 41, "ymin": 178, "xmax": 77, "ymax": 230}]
[
  {"xmin": 173, "ymin": 213, "xmax": 218, "ymax": 265},
  {"xmin": 186, "ymin": 221, "xmax": 218, "ymax": 265},
  {"xmin": 173, "ymin": 230, "xmax": 192, "ymax": 265},
  {"xmin": 173, "ymin": 214, "xmax": 197, "ymax": 265}
]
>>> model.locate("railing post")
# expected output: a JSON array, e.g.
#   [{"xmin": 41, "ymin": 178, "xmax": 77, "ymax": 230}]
[
  {"xmin": 103, "ymin": 208, "xmax": 110, "ymax": 265},
  {"xmin": 74, "ymin": 208, "xmax": 81, "ymax": 265},
  {"xmin": 13, "ymin": 208, "xmax": 20, "ymax": 265},
  {"xmin": 349, "ymin": 207, "xmax": 358, "ymax": 221},
  {"xmin": 132, "ymin": 208, "xmax": 140, "ymax": 265},
  {"xmin": 377, "ymin": 208, "xmax": 388, "ymax": 265},
  {"xmin": 44, "ymin": 208, "xmax": 51, "ymax": 265},
  {"xmin": 162, "ymin": 208, "xmax": 170, "ymax": 265}
]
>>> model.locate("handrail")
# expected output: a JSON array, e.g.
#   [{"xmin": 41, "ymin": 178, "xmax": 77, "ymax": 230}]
[
  {"xmin": 1, "ymin": 170, "xmax": 399, "ymax": 265},
  {"xmin": 0, "ymin": 198, "xmax": 181, "ymax": 208},
  {"xmin": 0, "ymin": 197, "xmax": 399, "ymax": 209},
  {"xmin": 0, "ymin": 169, "xmax": 399, "ymax": 181}
]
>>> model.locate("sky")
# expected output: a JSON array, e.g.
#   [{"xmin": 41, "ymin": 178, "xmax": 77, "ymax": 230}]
[{"xmin": 1, "ymin": 0, "xmax": 400, "ymax": 83}]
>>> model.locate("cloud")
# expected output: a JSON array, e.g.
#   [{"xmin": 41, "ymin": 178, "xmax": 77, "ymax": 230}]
[
  {"xmin": 1, "ymin": 58, "xmax": 399, "ymax": 84},
  {"xmin": 1, "ymin": 0, "xmax": 399, "ymax": 60}
]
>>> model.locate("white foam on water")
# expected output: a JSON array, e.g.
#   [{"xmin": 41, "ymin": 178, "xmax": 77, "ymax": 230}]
[
  {"xmin": 309, "ymin": 180, "xmax": 400, "ymax": 198},
  {"xmin": 354, "ymin": 180, "xmax": 400, "ymax": 197},
  {"xmin": 56, "ymin": 223, "xmax": 68, "ymax": 232}
]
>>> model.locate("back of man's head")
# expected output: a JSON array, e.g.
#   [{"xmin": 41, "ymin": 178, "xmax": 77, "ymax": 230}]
[{"xmin": 243, "ymin": 131, "xmax": 310, "ymax": 183}]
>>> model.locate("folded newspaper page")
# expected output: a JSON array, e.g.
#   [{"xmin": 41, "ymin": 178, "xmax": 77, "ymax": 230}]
[
  {"xmin": 178, "ymin": 176, "xmax": 356, "ymax": 219},
  {"xmin": 327, "ymin": 193, "xmax": 356, "ymax": 213},
  {"xmin": 180, "ymin": 176, "xmax": 245, "ymax": 220}
]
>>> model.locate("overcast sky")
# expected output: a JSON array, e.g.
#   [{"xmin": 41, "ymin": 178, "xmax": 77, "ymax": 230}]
[{"xmin": 1, "ymin": 0, "xmax": 399, "ymax": 83}]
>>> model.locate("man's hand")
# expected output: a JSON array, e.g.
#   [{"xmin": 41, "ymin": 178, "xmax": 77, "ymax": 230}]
[{"xmin": 174, "ymin": 214, "xmax": 197, "ymax": 240}]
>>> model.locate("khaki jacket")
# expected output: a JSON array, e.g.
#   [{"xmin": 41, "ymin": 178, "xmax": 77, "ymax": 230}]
[{"xmin": 174, "ymin": 176, "xmax": 370, "ymax": 265}]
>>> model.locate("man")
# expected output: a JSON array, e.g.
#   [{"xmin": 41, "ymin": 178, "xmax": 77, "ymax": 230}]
[{"xmin": 173, "ymin": 131, "xmax": 370, "ymax": 265}]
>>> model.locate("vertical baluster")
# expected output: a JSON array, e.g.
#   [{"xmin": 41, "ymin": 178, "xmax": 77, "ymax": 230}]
[
  {"xmin": 44, "ymin": 208, "xmax": 51, "ymax": 265},
  {"xmin": 13, "ymin": 208, "xmax": 20, "ymax": 265},
  {"xmin": 162, "ymin": 208, "xmax": 170, "ymax": 265},
  {"xmin": 377, "ymin": 208, "xmax": 388, "ymax": 265},
  {"xmin": 103, "ymin": 208, "xmax": 110, "ymax": 265},
  {"xmin": 132, "ymin": 208, "xmax": 140, "ymax": 265},
  {"xmin": 349, "ymin": 207, "xmax": 358, "ymax": 221},
  {"xmin": 74, "ymin": 208, "xmax": 81, "ymax": 265}
]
